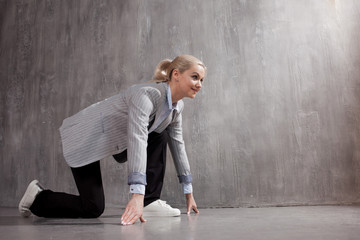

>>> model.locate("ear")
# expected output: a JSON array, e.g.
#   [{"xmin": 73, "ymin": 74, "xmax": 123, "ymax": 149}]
[{"xmin": 172, "ymin": 68, "xmax": 180, "ymax": 80}]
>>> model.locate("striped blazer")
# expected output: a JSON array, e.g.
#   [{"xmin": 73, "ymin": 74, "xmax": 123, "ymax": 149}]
[{"xmin": 59, "ymin": 82, "xmax": 192, "ymax": 185}]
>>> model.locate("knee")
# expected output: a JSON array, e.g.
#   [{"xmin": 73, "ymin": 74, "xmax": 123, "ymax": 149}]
[
  {"xmin": 82, "ymin": 200, "xmax": 105, "ymax": 218},
  {"xmin": 91, "ymin": 204, "xmax": 104, "ymax": 218}
]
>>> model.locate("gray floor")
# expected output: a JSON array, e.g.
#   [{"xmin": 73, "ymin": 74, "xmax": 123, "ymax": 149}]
[{"xmin": 1, "ymin": 206, "xmax": 360, "ymax": 240}]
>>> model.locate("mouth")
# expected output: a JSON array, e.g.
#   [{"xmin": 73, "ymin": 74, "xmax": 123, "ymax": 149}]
[{"xmin": 192, "ymin": 88, "xmax": 200, "ymax": 93}]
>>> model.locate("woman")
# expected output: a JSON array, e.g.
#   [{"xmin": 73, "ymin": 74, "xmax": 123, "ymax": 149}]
[{"xmin": 19, "ymin": 54, "xmax": 206, "ymax": 225}]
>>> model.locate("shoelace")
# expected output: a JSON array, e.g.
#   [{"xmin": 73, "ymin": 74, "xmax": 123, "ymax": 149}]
[{"xmin": 158, "ymin": 200, "xmax": 172, "ymax": 209}]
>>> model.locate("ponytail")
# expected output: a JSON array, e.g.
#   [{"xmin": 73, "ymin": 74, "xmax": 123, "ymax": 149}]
[{"xmin": 153, "ymin": 59, "xmax": 172, "ymax": 82}]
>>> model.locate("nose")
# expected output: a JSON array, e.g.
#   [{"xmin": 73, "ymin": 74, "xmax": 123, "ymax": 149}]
[{"xmin": 195, "ymin": 80, "xmax": 202, "ymax": 89}]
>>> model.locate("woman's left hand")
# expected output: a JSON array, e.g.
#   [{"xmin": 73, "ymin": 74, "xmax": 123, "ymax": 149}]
[{"xmin": 185, "ymin": 193, "xmax": 199, "ymax": 215}]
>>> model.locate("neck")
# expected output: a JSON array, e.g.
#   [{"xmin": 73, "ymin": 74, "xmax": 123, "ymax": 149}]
[{"xmin": 168, "ymin": 81, "xmax": 182, "ymax": 104}]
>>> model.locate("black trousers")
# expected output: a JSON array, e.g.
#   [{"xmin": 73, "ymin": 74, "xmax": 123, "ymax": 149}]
[{"xmin": 30, "ymin": 131, "xmax": 168, "ymax": 218}]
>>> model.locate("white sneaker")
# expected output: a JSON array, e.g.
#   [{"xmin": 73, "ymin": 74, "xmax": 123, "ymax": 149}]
[
  {"xmin": 18, "ymin": 180, "xmax": 44, "ymax": 217},
  {"xmin": 143, "ymin": 200, "xmax": 181, "ymax": 217}
]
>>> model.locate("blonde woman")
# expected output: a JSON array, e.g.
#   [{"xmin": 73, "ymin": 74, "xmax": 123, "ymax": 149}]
[{"xmin": 19, "ymin": 54, "xmax": 206, "ymax": 225}]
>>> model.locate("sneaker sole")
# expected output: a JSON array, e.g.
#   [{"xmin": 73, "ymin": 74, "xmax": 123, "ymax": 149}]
[
  {"xmin": 142, "ymin": 210, "xmax": 181, "ymax": 217},
  {"xmin": 18, "ymin": 180, "xmax": 39, "ymax": 217}
]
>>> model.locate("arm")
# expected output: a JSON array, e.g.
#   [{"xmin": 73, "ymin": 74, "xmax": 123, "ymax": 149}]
[
  {"xmin": 167, "ymin": 111, "xmax": 192, "ymax": 180},
  {"xmin": 121, "ymin": 88, "xmax": 157, "ymax": 225},
  {"xmin": 127, "ymin": 89, "xmax": 154, "ymax": 183},
  {"xmin": 167, "ymin": 108, "xmax": 199, "ymax": 214}
]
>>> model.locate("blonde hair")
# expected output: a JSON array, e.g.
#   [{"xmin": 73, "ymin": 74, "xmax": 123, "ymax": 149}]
[{"xmin": 153, "ymin": 54, "xmax": 206, "ymax": 82}]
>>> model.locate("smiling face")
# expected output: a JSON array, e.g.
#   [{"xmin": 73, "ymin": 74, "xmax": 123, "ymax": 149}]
[{"xmin": 171, "ymin": 64, "xmax": 206, "ymax": 102}]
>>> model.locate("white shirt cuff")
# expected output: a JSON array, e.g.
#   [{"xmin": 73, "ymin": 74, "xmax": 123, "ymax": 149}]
[
  {"xmin": 182, "ymin": 183, "xmax": 193, "ymax": 194},
  {"xmin": 130, "ymin": 184, "xmax": 145, "ymax": 195}
]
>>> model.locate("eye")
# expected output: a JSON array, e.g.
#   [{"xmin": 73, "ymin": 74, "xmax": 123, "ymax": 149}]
[{"xmin": 192, "ymin": 75, "xmax": 198, "ymax": 80}]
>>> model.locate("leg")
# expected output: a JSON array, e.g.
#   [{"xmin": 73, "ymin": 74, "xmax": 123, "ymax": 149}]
[
  {"xmin": 144, "ymin": 131, "xmax": 168, "ymax": 206},
  {"xmin": 30, "ymin": 161, "xmax": 105, "ymax": 218}
]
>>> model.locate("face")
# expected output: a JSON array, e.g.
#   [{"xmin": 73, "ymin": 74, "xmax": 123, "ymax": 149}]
[{"xmin": 174, "ymin": 64, "xmax": 206, "ymax": 99}]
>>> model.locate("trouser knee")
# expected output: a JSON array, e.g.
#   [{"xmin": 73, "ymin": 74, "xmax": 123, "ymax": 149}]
[{"xmin": 81, "ymin": 199, "xmax": 105, "ymax": 218}]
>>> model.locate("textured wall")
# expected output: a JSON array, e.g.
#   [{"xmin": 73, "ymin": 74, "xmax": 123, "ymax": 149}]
[{"xmin": 1, "ymin": 0, "xmax": 360, "ymax": 208}]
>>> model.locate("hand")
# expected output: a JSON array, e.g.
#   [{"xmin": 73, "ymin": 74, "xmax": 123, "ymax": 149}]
[
  {"xmin": 185, "ymin": 193, "xmax": 199, "ymax": 215},
  {"xmin": 121, "ymin": 194, "xmax": 147, "ymax": 225}
]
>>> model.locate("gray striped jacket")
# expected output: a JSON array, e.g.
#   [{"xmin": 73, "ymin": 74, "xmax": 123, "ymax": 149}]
[{"xmin": 59, "ymin": 82, "xmax": 192, "ymax": 185}]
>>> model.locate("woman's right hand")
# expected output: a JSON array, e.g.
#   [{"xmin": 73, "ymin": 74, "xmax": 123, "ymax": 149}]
[{"xmin": 121, "ymin": 194, "xmax": 147, "ymax": 225}]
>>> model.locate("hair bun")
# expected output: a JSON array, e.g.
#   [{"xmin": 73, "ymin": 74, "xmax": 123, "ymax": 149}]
[{"xmin": 153, "ymin": 59, "xmax": 172, "ymax": 82}]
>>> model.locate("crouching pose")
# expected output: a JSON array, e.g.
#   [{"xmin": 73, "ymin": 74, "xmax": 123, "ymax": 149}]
[{"xmin": 19, "ymin": 54, "xmax": 206, "ymax": 225}]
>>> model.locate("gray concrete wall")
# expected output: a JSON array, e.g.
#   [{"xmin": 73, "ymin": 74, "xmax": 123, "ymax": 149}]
[{"xmin": 1, "ymin": 0, "xmax": 360, "ymax": 208}]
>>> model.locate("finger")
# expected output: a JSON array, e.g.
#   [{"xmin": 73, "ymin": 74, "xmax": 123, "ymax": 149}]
[
  {"xmin": 140, "ymin": 216, "xmax": 147, "ymax": 223},
  {"xmin": 121, "ymin": 209, "xmax": 130, "ymax": 223},
  {"xmin": 127, "ymin": 214, "xmax": 140, "ymax": 225},
  {"xmin": 121, "ymin": 208, "xmax": 129, "ymax": 222},
  {"xmin": 122, "ymin": 210, "xmax": 135, "ymax": 225},
  {"xmin": 193, "ymin": 206, "xmax": 199, "ymax": 214},
  {"xmin": 126, "ymin": 213, "xmax": 137, "ymax": 225}
]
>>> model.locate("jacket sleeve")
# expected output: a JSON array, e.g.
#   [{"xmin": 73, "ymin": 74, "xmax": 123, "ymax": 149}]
[
  {"xmin": 166, "ymin": 107, "xmax": 192, "ymax": 184},
  {"xmin": 126, "ymin": 88, "xmax": 156, "ymax": 186}
]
